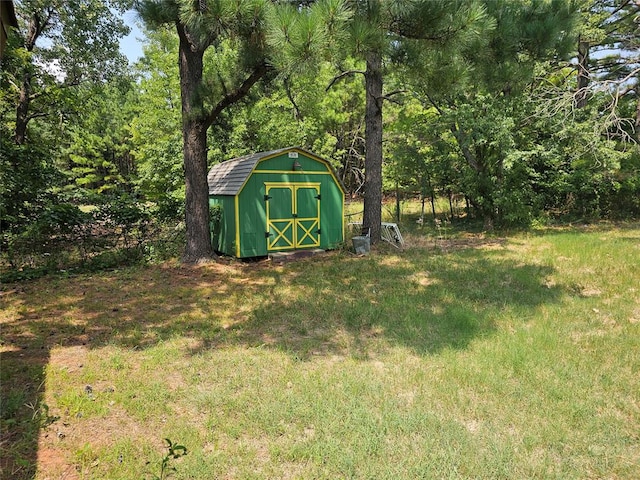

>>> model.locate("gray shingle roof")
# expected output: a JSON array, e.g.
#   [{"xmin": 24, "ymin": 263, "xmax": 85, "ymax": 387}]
[{"xmin": 207, "ymin": 152, "xmax": 262, "ymax": 196}]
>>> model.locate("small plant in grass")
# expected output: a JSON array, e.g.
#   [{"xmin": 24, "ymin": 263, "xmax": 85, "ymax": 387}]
[
  {"xmin": 146, "ymin": 438, "xmax": 187, "ymax": 480},
  {"xmin": 24, "ymin": 401, "xmax": 59, "ymax": 429}
]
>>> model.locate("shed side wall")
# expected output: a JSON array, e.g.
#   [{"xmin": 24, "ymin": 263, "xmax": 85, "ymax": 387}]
[
  {"xmin": 237, "ymin": 174, "xmax": 268, "ymax": 257},
  {"xmin": 209, "ymin": 196, "xmax": 236, "ymax": 256}
]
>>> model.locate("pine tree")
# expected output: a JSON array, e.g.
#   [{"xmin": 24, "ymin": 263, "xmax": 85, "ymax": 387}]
[
  {"xmin": 327, "ymin": 0, "xmax": 489, "ymax": 242},
  {"xmin": 576, "ymin": 0, "xmax": 639, "ymax": 140},
  {"xmin": 410, "ymin": 0, "xmax": 579, "ymax": 228}
]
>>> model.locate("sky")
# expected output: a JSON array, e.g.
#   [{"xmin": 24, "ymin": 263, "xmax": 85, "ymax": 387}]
[{"xmin": 119, "ymin": 9, "xmax": 145, "ymax": 63}]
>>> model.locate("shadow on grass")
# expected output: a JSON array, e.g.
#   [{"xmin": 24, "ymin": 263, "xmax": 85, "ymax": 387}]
[
  {"xmin": 527, "ymin": 220, "xmax": 640, "ymax": 236},
  {"xmin": 1, "ymin": 245, "xmax": 562, "ymax": 478},
  {"xmin": 213, "ymin": 249, "xmax": 560, "ymax": 358}
]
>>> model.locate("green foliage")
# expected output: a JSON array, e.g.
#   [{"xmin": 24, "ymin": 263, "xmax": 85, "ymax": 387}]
[
  {"xmin": 129, "ymin": 28, "xmax": 185, "ymax": 220},
  {"xmin": 207, "ymin": 58, "xmax": 366, "ymax": 193},
  {"xmin": 390, "ymin": 0, "xmax": 585, "ymax": 228},
  {"xmin": 209, "ymin": 203, "xmax": 223, "ymax": 225},
  {"xmin": 2, "ymin": 0, "xmax": 131, "ymax": 145},
  {"xmin": 267, "ymin": 0, "xmax": 352, "ymax": 76},
  {"xmin": 1, "ymin": 0, "xmax": 639, "ymax": 276},
  {"xmin": 0, "ymin": 131, "xmax": 61, "ymax": 231},
  {"xmin": 616, "ymin": 152, "xmax": 640, "ymax": 217},
  {"xmin": 146, "ymin": 439, "xmax": 188, "ymax": 480},
  {"xmin": 493, "ymin": 161, "xmax": 537, "ymax": 227},
  {"xmin": 95, "ymin": 194, "xmax": 153, "ymax": 248},
  {"xmin": 62, "ymin": 81, "xmax": 138, "ymax": 195},
  {"xmin": 34, "ymin": 203, "xmax": 91, "ymax": 236},
  {"xmin": 0, "ymin": 194, "xmax": 161, "ymax": 280}
]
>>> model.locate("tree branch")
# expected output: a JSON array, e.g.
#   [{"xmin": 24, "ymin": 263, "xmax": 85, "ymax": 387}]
[
  {"xmin": 28, "ymin": 77, "xmax": 85, "ymax": 102},
  {"xmin": 283, "ymin": 77, "xmax": 302, "ymax": 121},
  {"xmin": 422, "ymin": 92, "xmax": 445, "ymax": 116},
  {"xmin": 421, "ymin": 93, "xmax": 479, "ymax": 171},
  {"xmin": 217, "ymin": 72, "xmax": 229, "ymax": 97},
  {"xmin": 26, "ymin": 112, "xmax": 50, "ymax": 121},
  {"xmin": 397, "ymin": 23, "xmax": 471, "ymax": 43},
  {"xmin": 380, "ymin": 90, "xmax": 407, "ymax": 105},
  {"xmin": 205, "ymin": 61, "xmax": 272, "ymax": 129},
  {"xmin": 326, "ymin": 70, "xmax": 365, "ymax": 91}
]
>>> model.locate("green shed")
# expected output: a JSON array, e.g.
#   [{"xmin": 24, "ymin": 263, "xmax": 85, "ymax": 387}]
[{"xmin": 208, "ymin": 147, "xmax": 345, "ymax": 258}]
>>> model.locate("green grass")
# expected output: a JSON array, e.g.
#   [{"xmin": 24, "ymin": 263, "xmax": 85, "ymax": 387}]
[{"xmin": 1, "ymin": 222, "xmax": 639, "ymax": 479}]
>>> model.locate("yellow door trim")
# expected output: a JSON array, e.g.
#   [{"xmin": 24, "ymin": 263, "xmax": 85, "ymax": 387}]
[
  {"xmin": 267, "ymin": 219, "xmax": 294, "ymax": 250},
  {"xmin": 265, "ymin": 183, "xmax": 321, "ymax": 251}
]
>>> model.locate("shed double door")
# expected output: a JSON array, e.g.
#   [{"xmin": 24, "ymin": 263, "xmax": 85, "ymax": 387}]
[{"xmin": 265, "ymin": 183, "xmax": 320, "ymax": 251}]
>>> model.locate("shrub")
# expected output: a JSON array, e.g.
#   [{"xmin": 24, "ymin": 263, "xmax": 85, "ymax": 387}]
[{"xmin": 0, "ymin": 194, "xmax": 181, "ymax": 281}]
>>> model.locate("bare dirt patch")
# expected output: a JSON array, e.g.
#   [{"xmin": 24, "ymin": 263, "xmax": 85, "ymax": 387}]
[{"xmin": 37, "ymin": 445, "xmax": 80, "ymax": 480}]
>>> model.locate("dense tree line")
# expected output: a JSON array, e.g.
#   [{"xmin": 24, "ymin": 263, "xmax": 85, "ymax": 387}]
[{"xmin": 1, "ymin": 0, "xmax": 638, "ymax": 273}]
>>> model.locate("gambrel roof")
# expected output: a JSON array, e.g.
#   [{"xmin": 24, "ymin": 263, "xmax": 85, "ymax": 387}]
[{"xmin": 208, "ymin": 147, "xmax": 342, "ymax": 196}]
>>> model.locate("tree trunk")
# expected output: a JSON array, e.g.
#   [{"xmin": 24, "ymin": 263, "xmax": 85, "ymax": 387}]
[
  {"xmin": 363, "ymin": 50, "xmax": 383, "ymax": 243},
  {"xmin": 477, "ymin": 168, "xmax": 495, "ymax": 230},
  {"xmin": 450, "ymin": 123, "xmax": 496, "ymax": 229},
  {"xmin": 14, "ymin": 14, "xmax": 41, "ymax": 145},
  {"xmin": 177, "ymin": 24, "xmax": 214, "ymax": 263},
  {"xmin": 182, "ymin": 118, "xmax": 213, "ymax": 263},
  {"xmin": 575, "ymin": 37, "xmax": 590, "ymax": 109},
  {"xmin": 14, "ymin": 73, "xmax": 31, "ymax": 145},
  {"xmin": 426, "ymin": 173, "xmax": 436, "ymax": 218},
  {"xmin": 395, "ymin": 181, "xmax": 400, "ymax": 222}
]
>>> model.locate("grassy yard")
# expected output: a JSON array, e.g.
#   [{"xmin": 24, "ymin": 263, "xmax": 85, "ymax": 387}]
[{"xmin": 1, "ymin": 222, "xmax": 639, "ymax": 479}]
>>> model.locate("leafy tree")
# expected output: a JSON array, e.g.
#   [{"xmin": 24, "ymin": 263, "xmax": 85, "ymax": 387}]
[
  {"xmin": 386, "ymin": 97, "xmax": 465, "ymax": 222},
  {"xmin": 3, "ymin": 0, "xmax": 130, "ymax": 145},
  {"xmin": 217, "ymin": 59, "xmax": 366, "ymax": 194},
  {"xmin": 0, "ymin": 126, "xmax": 59, "ymax": 237},
  {"xmin": 130, "ymin": 27, "xmax": 184, "ymax": 218},
  {"xmin": 1, "ymin": 1, "xmax": 132, "ymax": 255},
  {"xmin": 526, "ymin": 102, "xmax": 640, "ymax": 220}
]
